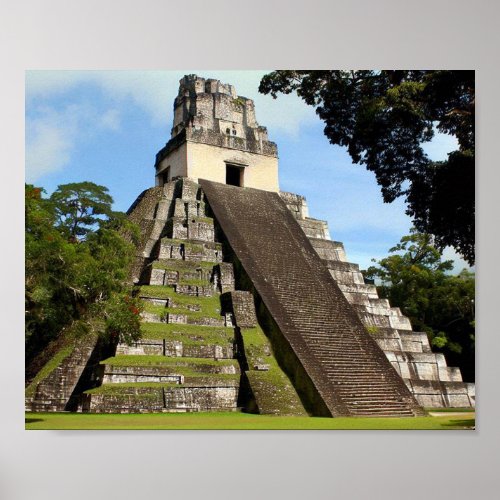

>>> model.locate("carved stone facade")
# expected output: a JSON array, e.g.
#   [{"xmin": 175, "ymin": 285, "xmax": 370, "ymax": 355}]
[{"xmin": 155, "ymin": 75, "xmax": 279, "ymax": 192}]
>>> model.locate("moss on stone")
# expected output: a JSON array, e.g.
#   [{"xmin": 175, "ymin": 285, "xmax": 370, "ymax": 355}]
[
  {"xmin": 85, "ymin": 374, "xmax": 240, "ymax": 396},
  {"xmin": 177, "ymin": 278, "xmax": 209, "ymax": 287},
  {"xmin": 192, "ymin": 217, "xmax": 214, "ymax": 224},
  {"xmin": 160, "ymin": 238, "xmax": 206, "ymax": 252},
  {"xmin": 239, "ymin": 326, "xmax": 307, "ymax": 416},
  {"xmin": 232, "ymin": 97, "xmax": 246, "ymax": 107},
  {"xmin": 151, "ymin": 259, "xmax": 216, "ymax": 271},
  {"xmin": 141, "ymin": 288, "xmax": 222, "ymax": 320},
  {"xmin": 366, "ymin": 325, "xmax": 380, "ymax": 335},
  {"xmin": 25, "ymin": 344, "xmax": 75, "ymax": 398},
  {"xmin": 140, "ymin": 322, "xmax": 234, "ymax": 345},
  {"xmin": 85, "ymin": 383, "xmax": 176, "ymax": 395},
  {"xmin": 25, "ymin": 319, "xmax": 101, "ymax": 398},
  {"xmin": 139, "ymin": 285, "xmax": 216, "ymax": 303},
  {"xmin": 102, "ymin": 355, "xmax": 238, "ymax": 369}
]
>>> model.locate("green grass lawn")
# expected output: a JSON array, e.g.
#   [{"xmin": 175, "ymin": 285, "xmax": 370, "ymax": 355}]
[
  {"xmin": 424, "ymin": 407, "xmax": 475, "ymax": 413},
  {"xmin": 25, "ymin": 411, "xmax": 475, "ymax": 430}
]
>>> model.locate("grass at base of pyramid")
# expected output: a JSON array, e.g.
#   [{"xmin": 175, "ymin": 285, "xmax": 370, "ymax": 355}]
[{"xmin": 25, "ymin": 411, "xmax": 475, "ymax": 430}]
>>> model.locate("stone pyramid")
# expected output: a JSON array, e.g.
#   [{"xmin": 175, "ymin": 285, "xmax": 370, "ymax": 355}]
[{"xmin": 26, "ymin": 75, "xmax": 474, "ymax": 415}]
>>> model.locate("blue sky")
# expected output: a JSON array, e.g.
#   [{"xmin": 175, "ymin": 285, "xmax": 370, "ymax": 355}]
[{"xmin": 25, "ymin": 70, "xmax": 468, "ymax": 272}]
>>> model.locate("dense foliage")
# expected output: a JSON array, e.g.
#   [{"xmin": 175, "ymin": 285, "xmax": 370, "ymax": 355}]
[
  {"xmin": 25, "ymin": 182, "xmax": 142, "ymax": 363},
  {"xmin": 260, "ymin": 70, "xmax": 475, "ymax": 265},
  {"xmin": 365, "ymin": 232, "xmax": 475, "ymax": 381}
]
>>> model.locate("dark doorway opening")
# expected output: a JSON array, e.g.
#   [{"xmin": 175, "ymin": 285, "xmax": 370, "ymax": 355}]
[
  {"xmin": 226, "ymin": 164, "xmax": 243, "ymax": 187},
  {"xmin": 161, "ymin": 166, "xmax": 171, "ymax": 186}
]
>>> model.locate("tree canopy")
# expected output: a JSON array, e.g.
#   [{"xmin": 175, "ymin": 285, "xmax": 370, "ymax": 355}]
[
  {"xmin": 259, "ymin": 70, "xmax": 475, "ymax": 265},
  {"xmin": 50, "ymin": 181, "xmax": 114, "ymax": 239},
  {"xmin": 365, "ymin": 231, "xmax": 475, "ymax": 381},
  {"xmin": 25, "ymin": 182, "xmax": 142, "ymax": 364}
]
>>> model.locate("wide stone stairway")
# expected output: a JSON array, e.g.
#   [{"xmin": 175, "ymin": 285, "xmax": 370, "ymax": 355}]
[{"xmin": 200, "ymin": 180, "xmax": 424, "ymax": 417}]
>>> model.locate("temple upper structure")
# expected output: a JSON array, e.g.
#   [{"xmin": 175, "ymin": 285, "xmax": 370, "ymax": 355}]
[{"xmin": 154, "ymin": 75, "xmax": 279, "ymax": 191}]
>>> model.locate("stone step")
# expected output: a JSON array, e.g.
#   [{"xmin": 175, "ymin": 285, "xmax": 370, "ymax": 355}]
[
  {"xmin": 348, "ymin": 404, "xmax": 413, "ymax": 415},
  {"xmin": 346, "ymin": 400, "xmax": 412, "ymax": 407},
  {"xmin": 101, "ymin": 357, "xmax": 240, "ymax": 385},
  {"xmin": 83, "ymin": 382, "xmax": 240, "ymax": 413},
  {"xmin": 340, "ymin": 393, "xmax": 406, "ymax": 401},
  {"xmin": 349, "ymin": 410, "xmax": 415, "ymax": 417},
  {"xmin": 337, "ymin": 386, "xmax": 402, "ymax": 393},
  {"xmin": 335, "ymin": 383, "xmax": 399, "ymax": 390}
]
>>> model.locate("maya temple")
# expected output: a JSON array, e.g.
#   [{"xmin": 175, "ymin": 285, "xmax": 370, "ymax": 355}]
[{"xmin": 26, "ymin": 75, "xmax": 475, "ymax": 417}]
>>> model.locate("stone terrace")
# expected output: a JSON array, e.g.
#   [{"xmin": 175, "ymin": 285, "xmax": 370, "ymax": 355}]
[{"xmin": 82, "ymin": 178, "xmax": 305, "ymax": 415}]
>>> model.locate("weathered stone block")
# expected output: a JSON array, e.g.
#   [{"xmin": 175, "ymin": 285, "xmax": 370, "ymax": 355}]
[
  {"xmin": 103, "ymin": 365, "xmax": 184, "ymax": 384},
  {"xmin": 163, "ymin": 385, "xmax": 239, "ymax": 412},
  {"xmin": 141, "ymin": 297, "xmax": 168, "ymax": 307},
  {"xmin": 116, "ymin": 339, "xmax": 164, "ymax": 356},
  {"xmin": 167, "ymin": 343, "xmax": 234, "ymax": 359},
  {"xmin": 187, "ymin": 218, "xmax": 214, "ymax": 241},
  {"xmin": 167, "ymin": 313, "xmax": 188, "ymax": 324},
  {"xmin": 309, "ymin": 238, "xmax": 347, "ymax": 261},
  {"xmin": 279, "ymin": 191, "xmax": 309, "ymax": 219},
  {"xmin": 186, "ymin": 316, "xmax": 225, "ymax": 327},
  {"xmin": 375, "ymin": 337, "xmax": 403, "ymax": 351},
  {"xmin": 149, "ymin": 268, "xmax": 166, "ymax": 285},
  {"xmin": 158, "ymin": 239, "xmax": 184, "ymax": 260},
  {"xmin": 404, "ymin": 379, "xmax": 474, "ymax": 407},
  {"xmin": 175, "ymin": 284, "xmax": 214, "ymax": 297},
  {"xmin": 298, "ymin": 218, "xmax": 330, "ymax": 239},
  {"xmin": 214, "ymin": 262, "xmax": 235, "ymax": 293},
  {"xmin": 388, "ymin": 314, "xmax": 412, "ymax": 330},
  {"xmin": 86, "ymin": 388, "xmax": 164, "ymax": 413},
  {"xmin": 337, "ymin": 283, "xmax": 379, "ymax": 299},
  {"xmin": 140, "ymin": 311, "xmax": 162, "ymax": 323},
  {"xmin": 226, "ymin": 291, "xmax": 257, "ymax": 328}
]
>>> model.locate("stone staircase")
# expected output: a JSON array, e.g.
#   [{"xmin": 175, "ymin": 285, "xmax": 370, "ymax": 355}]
[
  {"xmin": 280, "ymin": 191, "xmax": 475, "ymax": 408},
  {"xmin": 200, "ymin": 180, "xmax": 424, "ymax": 417}
]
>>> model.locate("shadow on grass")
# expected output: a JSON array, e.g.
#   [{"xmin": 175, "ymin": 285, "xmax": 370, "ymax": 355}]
[
  {"xmin": 25, "ymin": 418, "xmax": 44, "ymax": 424},
  {"xmin": 441, "ymin": 419, "xmax": 475, "ymax": 429}
]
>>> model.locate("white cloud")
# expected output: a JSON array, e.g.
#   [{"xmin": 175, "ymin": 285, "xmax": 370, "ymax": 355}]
[
  {"xmin": 25, "ymin": 102, "xmax": 121, "ymax": 182},
  {"xmin": 99, "ymin": 108, "xmax": 121, "ymax": 131},
  {"xmin": 25, "ymin": 115, "xmax": 72, "ymax": 181}
]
